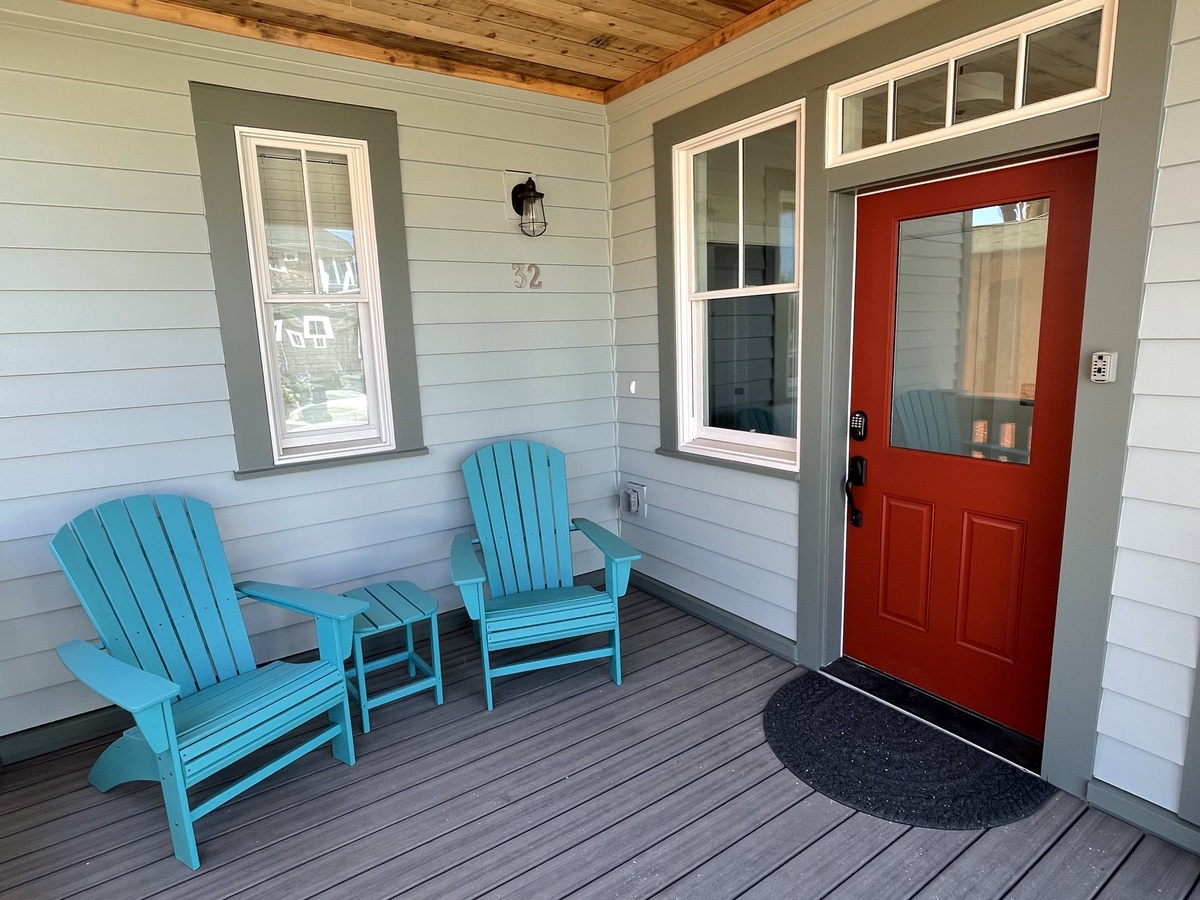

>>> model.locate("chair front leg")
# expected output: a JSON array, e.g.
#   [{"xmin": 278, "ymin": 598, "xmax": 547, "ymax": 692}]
[
  {"xmin": 328, "ymin": 692, "xmax": 356, "ymax": 765},
  {"xmin": 156, "ymin": 749, "xmax": 199, "ymax": 870},
  {"xmin": 481, "ymin": 639, "xmax": 495, "ymax": 711},
  {"xmin": 610, "ymin": 623, "xmax": 622, "ymax": 685}
]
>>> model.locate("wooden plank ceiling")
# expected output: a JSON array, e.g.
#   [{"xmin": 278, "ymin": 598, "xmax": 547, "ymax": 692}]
[{"xmin": 64, "ymin": 0, "xmax": 817, "ymax": 102}]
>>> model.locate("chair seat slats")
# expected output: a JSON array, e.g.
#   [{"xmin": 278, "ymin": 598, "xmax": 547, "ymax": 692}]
[{"xmin": 175, "ymin": 661, "xmax": 343, "ymax": 762}]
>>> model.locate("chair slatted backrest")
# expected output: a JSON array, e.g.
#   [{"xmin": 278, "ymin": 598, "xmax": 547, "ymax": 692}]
[
  {"xmin": 462, "ymin": 441, "xmax": 575, "ymax": 598},
  {"xmin": 50, "ymin": 495, "xmax": 257, "ymax": 698}
]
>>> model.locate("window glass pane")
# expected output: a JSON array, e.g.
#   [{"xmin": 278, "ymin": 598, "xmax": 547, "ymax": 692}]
[
  {"xmin": 742, "ymin": 123, "xmax": 796, "ymax": 286},
  {"xmin": 706, "ymin": 292, "xmax": 798, "ymax": 438},
  {"xmin": 954, "ymin": 40, "xmax": 1018, "ymax": 125},
  {"xmin": 693, "ymin": 141, "xmax": 740, "ymax": 292},
  {"xmin": 1024, "ymin": 10, "xmax": 1103, "ymax": 105},
  {"xmin": 894, "ymin": 65, "xmax": 948, "ymax": 140},
  {"xmin": 257, "ymin": 146, "xmax": 315, "ymax": 294},
  {"xmin": 842, "ymin": 84, "xmax": 888, "ymax": 153},
  {"xmin": 306, "ymin": 151, "xmax": 360, "ymax": 294},
  {"xmin": 890, "ymin": 200, "xmax": 1049, "ymax": 465},
  {"xmin": 273, "ymin": 302, "xmax": 369, "ymax": 434}
]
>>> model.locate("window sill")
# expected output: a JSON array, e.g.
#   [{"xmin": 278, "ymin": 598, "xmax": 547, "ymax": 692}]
[
  {"xmin": 234, "ymin": 444, "xmax": 429, "ymax": 479},
  {"xmin": 656, "ymin": 444, "xmax": 799, "ymax": 480}
]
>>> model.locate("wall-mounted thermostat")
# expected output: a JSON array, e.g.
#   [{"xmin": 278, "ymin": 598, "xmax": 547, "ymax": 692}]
[{"xmin": 1090, "ymin": 351, "xmax": 1118, "ymax": 384}]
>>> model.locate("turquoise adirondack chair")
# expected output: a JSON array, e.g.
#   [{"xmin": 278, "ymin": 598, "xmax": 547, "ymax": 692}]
[
  {"xmin": 50, "ymin": 495, "xmax": 368, "ymax": 869},
  {"xmin": 451, "ymin": 441, "xmax": 641, "ymax": 709}
]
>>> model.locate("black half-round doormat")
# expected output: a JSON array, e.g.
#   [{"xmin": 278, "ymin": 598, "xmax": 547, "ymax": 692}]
[{"xmin": 763, "ymin": 672, "xmax": 1056, "ymax": 829}]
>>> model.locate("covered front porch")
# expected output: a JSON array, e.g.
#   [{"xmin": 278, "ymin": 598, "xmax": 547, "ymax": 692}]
[{"xmin": 3, "ymin": 591, "xmax": 1195, "ymax": 899}]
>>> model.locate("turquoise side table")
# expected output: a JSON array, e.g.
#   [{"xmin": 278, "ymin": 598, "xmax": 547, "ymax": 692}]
[{"xmin": 343, "ymin": 580, "xmax": 443, "ymax": 733}]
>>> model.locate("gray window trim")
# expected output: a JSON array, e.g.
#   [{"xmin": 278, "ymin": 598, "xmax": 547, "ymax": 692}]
[{"xmin": 190, "ymin": 83, "xmax": 426, "ymax": 477}]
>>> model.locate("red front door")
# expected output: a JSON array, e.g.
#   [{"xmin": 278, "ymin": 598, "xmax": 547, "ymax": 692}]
[{"xmin": 843, "ymin": 151, "xmax": 1097, "ymax": 740}]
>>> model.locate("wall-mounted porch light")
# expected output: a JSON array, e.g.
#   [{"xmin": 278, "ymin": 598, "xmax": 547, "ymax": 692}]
[{"xmin": 511, "ymin": 177, "xmax": 547, "ymax": 237}]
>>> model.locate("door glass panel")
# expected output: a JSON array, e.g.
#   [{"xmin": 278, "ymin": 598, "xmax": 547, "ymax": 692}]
[
  {"xmin": 706, "ymin": 292, "xmax": 798, "ymax": 438},
  {"xmin": 890, "ymin": 199, "xmax": 1049, "ymax": 464}
]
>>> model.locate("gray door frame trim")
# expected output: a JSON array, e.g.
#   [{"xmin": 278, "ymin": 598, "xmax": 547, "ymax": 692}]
[
  {"xmin": 653, "ymin": 0, "xmax": 1175, "ymax": 799},
  {"xmin": 820, "ymin": 0, "xmax": 1174, "ymax": 795}
]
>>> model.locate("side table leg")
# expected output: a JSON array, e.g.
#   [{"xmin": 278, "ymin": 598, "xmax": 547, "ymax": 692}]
[
  {"xmin": 430, "ymin": 614, "xmax": 444, "ymax": 705},
  {"xmin": 355, "ymin": 633, "xmax": 371, "ymax": 734}
]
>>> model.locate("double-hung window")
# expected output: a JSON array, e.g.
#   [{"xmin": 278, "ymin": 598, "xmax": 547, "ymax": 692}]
[
  {"xmin": 236, "ymin": 128, "xmax": 394, "ymax": 464},
  {"xmin": 673, "ymin": 101, "xmax": 803, "ymax": 471}
]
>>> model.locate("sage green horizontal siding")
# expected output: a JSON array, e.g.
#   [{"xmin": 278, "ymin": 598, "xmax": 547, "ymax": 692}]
[{"xmin": 0, "ymin": 0, "xmax": 613, "ymax": 737}]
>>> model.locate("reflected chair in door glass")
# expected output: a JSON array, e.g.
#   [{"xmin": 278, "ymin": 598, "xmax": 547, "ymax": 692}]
[
  {"xmin": 50, "ymin": 495, "xmax": 367, "ymax": 869},
  {"xmin": 451, "ymin": 441, "xmax": 641, "ymax": 709},
  {"xmin": 893, "ymin": 389, "xmax": 963, "ymax": 454}
]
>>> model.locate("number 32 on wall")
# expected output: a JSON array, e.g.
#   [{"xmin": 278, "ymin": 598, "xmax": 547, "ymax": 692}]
[{"xmin": 512, "ymin": 263, "xmax": 543, "ymax": 289}]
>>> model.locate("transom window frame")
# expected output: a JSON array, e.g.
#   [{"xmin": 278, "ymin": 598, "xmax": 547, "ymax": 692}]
[
  {"xmin": 826, "ymin": 0, "xmax": 1117, "ymax": 167},
  {"xmin": 672, "ymin": 99, "xmax": 805, "ymax": 472},
  {"xmin": 235, "ymin": 126, "xmax": 395, "ymax": 465}
]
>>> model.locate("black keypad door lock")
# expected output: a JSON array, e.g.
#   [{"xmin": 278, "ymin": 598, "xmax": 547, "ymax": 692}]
[{"xmin": 850, "ymin": 410, "xmax": 868, "ymax": 442}]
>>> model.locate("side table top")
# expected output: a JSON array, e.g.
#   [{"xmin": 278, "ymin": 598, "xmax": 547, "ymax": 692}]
[{"xmin": 344, "ymin": 580, "xmax": 439, "ymax": 633}]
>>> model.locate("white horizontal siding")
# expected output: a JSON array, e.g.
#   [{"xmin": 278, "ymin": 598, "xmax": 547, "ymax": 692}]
[
  {"xmin": 1097, "ymin": 7, "xmax": 1200, "ymax": 813},
  {"xmin": 0, "ymin": 0, "xmax": 614, "ymax": 736}
]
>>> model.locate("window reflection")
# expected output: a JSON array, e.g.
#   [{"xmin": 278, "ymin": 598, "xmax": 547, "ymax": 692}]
[
  {"xmin": 706, "ymin": 293, "xmax": 798, "ymax": 438},
  {"xmin": 890, "ymin": 200, "xmax": 1049, "ymax": 464},
  {"xmin": 272, "ymin": 303, "xmax": 369, "ymax": 434}
]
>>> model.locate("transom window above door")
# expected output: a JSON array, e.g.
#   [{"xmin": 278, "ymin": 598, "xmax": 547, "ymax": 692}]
[
  {"xmin": 672, "ymin": 101, "xmax": 803, "ymax": 471},
  {"xmin": 827, "ymin": 0, "xmax": 1116, "ymax": 166}
]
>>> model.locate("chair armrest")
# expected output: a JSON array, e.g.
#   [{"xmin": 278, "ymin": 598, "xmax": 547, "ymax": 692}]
[
  {"xmin": 451, "ymin": 532, "xmax": 486, "ymax": 621},
  {"xmin": 236, "ymin": 581, "xmax": 368, "ymax": 663},
  {"xmin": 57, "ymin": 640, "xmax": 180, "ymax": 713},
  {"xmin": 235, "ymin": 581, "xmax": 368, "ymax": 620},
  {"xmin": 572, "ymin": 518, "xmax": 641, "ymax": 598},
  {"xmin": 571, "ymin": 518, "xmax": 641, "ymax": 563}
]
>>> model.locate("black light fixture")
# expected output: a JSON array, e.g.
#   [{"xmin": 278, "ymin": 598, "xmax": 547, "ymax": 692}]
[{"xmin": 511, "ymin": 176, "xmax": 547, "ymax": 237}]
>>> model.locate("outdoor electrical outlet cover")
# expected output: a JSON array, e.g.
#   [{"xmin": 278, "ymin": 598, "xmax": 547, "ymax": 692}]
[{"xmin": 622, "ymin": 482, "xmax": 648, "ymax": 518}]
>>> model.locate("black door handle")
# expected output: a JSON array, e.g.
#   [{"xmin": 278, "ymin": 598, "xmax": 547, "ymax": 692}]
[{"xmin": 846, "ymin": 456, "xmax": 867, "ymax": 527}]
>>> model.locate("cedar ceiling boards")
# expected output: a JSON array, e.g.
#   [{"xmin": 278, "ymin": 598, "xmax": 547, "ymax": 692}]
[{"xmin": 61, "ymin": 0, "xmax": 819, "ymax": 102}]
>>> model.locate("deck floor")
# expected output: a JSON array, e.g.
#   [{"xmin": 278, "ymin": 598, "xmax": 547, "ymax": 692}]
[{"xmin": 4, "ymin": 590, "xmax": 1200, "ymax": 899}]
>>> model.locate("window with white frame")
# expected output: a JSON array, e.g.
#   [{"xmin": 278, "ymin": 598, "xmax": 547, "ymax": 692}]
[
  {"xmin": 236, "ymin": 128, "xmax": 395, "ymax": 464},
  {"xmin": 672, "ymin": 101, "xmax": 803, "ymax": 471},
  {"xmin": 827, "ymin": 0, "xmax": 1116, "ymax": 166}
]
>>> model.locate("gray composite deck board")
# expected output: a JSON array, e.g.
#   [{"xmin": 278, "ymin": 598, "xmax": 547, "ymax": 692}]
[
  {"xmin": 738, "ymin": 811, "xmax": 911, "ymax": 899},
  {"xmin": 910, "ymin": 790, "xmax": 1087, "ymax": 899},
  {"xmin": 2, "ymin": 590, "xmax": 1198, "ymax": 900},
  {"xmin": 1095, "ymin": 835, "xmax": 1200, "ymax": 899},
  {"xmin": 653, "ymin": 792, "xmax": 855, "ymax": 899},
  {"xmin": 822, "ymin": 824, "xmax": 983, "ymax": 900},
  {"xmin": 1005, "ymin": 808, "xmax": 1141, "ymax": 900},
  {"xmin": 315, "ymin": 674, "xmax": 797, "ymax": 899}
]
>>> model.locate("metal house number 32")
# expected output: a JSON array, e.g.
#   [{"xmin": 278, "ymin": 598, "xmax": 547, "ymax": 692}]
[{"xmin": 512, "ymin": 263, "xmax": 543, "ymax": 289}]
